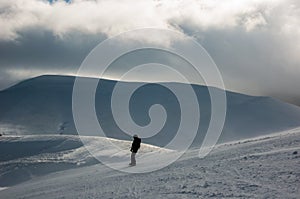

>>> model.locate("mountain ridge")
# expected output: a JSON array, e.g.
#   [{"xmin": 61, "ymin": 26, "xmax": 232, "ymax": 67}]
[{"xmin": 1, "ymin": 75, "xmax": 300, "ymax": 148}]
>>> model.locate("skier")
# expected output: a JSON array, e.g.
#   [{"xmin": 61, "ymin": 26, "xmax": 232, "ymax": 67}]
[{"xmin": 129, "ymin": 134, "xmax": 141, "ymax": 166}]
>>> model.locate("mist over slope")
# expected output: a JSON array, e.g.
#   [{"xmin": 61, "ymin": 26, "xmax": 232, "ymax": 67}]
[{"xmin": 1, "ymin": 75, "xmax": 300, "ymax": 147}]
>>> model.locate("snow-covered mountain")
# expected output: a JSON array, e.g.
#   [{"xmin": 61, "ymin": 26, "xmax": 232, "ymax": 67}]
[
  {"xmin": 1, "ymin": 128, "xmax": 299, "ymax": 198},
  {"xmin": 1, "ymin": 75, "xmax": 300, "ymax": 198},
  {"xmin": 1, "ymin": 75, "xmax": 300, "ymax": 148}
]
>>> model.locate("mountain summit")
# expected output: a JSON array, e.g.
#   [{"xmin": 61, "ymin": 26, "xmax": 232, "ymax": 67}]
[{"xmin": 1, "ymin": 75, "xmax": 300, "ymax": 148}]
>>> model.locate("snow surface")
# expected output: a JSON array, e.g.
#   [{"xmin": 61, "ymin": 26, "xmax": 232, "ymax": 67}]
[
  {"xmin": 1, "ymin": 75, "xmax": 300, "ymax": 148},
  {"xmin": 1, "ymin": 75, "xmax": 300, "ymax": 198},
  {"xmin": 0, "ymin": 135, "xmax": 173, "ymax": 186},
  {"xmin": 0, "ymin": 128, "xmax": 299, "ymax": 198}
]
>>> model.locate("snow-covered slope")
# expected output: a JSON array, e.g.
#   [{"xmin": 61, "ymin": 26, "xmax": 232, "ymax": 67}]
[
  {"xmin": 0, "ymin": 135, "xmax": 90, "ymax": 186},
  {"xmin": 1, "ymin": 75, "xmax": 300, "ymax": 148},
  {"xmin": 0, "ymin": 134, "xmax": 170, "ymax": 187},
  {"xmin": 1, "ymin": 128, "xmax": 299, "ymax": 198}
]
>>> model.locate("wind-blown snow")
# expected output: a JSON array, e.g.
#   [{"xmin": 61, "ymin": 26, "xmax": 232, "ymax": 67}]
[
  {"xmin": 0, "ymin": 134, "xmax": 173, "ymax": 186},
  {"xmin": 0, "ymin": 128, "xmax": 299, "ymax": 198}
]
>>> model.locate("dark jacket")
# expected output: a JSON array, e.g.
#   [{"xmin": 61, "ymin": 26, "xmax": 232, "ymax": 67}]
[{"xmin": 130, "ymin": 137, "xmax": 141, "ymax": 153}]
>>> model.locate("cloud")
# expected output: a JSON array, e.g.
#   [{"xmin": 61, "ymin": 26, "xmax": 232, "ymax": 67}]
[
  {"xmin": 0, "ymin": 0, "xmax": 300, "ymax": 105},
  {"xmin": 0, "ymin": 0, "xmax": 295, "ymax": 40},
  {"xmin": 1, "ymin": 0, "xmax": 299, "ymax": 50},
  {"xmin": 0, "ymin": 0, "xmax": 168, "ymax": 41}
]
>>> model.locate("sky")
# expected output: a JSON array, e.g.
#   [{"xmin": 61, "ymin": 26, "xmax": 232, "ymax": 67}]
[{"xmin": 0, "ymin": 0, "xmax": 299, "ymax": 105}]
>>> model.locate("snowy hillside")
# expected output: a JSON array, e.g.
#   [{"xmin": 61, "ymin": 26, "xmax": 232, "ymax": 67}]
[
  {"xmin": 1, "ymin": 75, "xmax": 300, "ymax": 147},
  {"xmin": 0, "ymin": 134, "xmax": 172, "ymax": 187},
  {"xmin": 0, "ymin": 128, "xmax": 299, "ymax": 198}
]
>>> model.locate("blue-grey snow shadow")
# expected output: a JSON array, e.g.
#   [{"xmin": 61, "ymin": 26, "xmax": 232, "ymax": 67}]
[{"xmin": 1, "ymin": 75, "xmax": 300, "ymax": 149}]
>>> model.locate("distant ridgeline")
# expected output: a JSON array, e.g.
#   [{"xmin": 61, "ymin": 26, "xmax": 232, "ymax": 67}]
[{"xmin": 1, "ymin": 75, "xmax": 300, "ymax": 148}]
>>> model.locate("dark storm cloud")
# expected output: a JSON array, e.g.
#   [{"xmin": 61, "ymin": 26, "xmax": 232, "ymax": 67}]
[
  {"xmin": 0, "ymin": 29, "xmax": 106, "ymax": 90},
  {"xmin": 0, "ymin": 29, "xmax": 104, "ymax": 70}
]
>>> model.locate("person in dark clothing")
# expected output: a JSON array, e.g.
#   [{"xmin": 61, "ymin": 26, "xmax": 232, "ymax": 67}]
[{"xmin": 129, "ymin": 134, "xmax": 141, "ymax": 166}]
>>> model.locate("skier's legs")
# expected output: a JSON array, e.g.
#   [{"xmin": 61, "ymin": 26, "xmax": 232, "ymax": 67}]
[{"xmin": 130, "ymin": 152, "xmax": 136, "ymax": 165}]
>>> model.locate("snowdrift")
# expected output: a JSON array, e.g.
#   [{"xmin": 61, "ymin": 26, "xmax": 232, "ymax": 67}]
[
  {"xmin": 0, "ymin": 134, "xmax": 171, "ymax": 186},
  {"xmin": 0, "ymin": 135, "xmax": 91, "ymax": 186},
  {"xmin": 1, "ymin": 128, "xmax": 299, "ymax": 198}
]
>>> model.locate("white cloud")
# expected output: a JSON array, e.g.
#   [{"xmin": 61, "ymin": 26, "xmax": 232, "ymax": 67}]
[
  {"xmin": 0, "ymin": 0, "xmax": 300, "ymax": 104},
  {"xmin": 0, "ymin": 0, "xmax": 297, "ymax": 40},
  {"xmin": 0, "ymin": 0, "xmax": 298, "ymax": 59}
]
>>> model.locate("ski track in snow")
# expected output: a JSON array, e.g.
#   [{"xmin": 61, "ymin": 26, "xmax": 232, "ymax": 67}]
[{"xmin": 0, "ymin": 129, "xmax": 300, "ymax": 198}]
